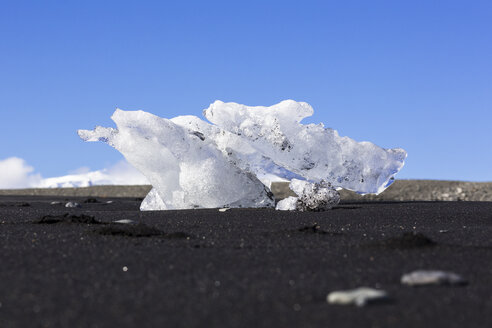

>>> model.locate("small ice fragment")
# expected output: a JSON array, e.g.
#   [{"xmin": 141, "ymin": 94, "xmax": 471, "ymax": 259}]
[
  {"xmin": 218, "ymin": 208, "xmax": 230, "ymax": 212},
  {"xmin": 401, "ymin": 270, "xmax": 466, "ymax": 286},
  {"xmin": 122, "ymin": 266, "xmax": 128, "ymax": 272},
  {"xmin": 276, "ymin": 196, "xmax": 298, "ymax": 211},
  {"xmin": 276, "ymin": 179, "xmax": 340, "ymax": 211},
  {"xmin": 65, "ymin": 202, "xmax": 81, "ymax": 208},
  {"xmin": 113, "ymin": 219, "xmax": 135, "ymax": 224},
  {"xmin": 140, "ymin": 188, "xmax": 167, "ymax": 211},
  {"xmin": 106, "ymin": 200, "xmax": 114, "ymax": 204},
  {"xmin": 291, "ymin": 179, "xmax": 340, "ymax": 211},
  {"xmin": 50, "ymin": 201, "xmax": 62, "ymax": 205},
  {"xmin": 327, "ymin": 287, "xmax": 388, "ymax": 306}
]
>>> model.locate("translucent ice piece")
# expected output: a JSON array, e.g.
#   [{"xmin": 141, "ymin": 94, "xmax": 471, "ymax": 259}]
[
  {"xmin": 140, "ymin": 188, "xmax": 167, "ymax": 211},
  {"xmin": 276, "ymin": 179, "xmax": 340, "ymax": 211},
  {"xmin": 275, "ymin": 196, "xmax": 298, "ymax": 211},
  {"xmin": 171, "ymin": 115, "xmax": 303, "ymax": 188},
  {"xmin": 78, "ymin": 109, "xmax": 274, "ymax": 210},
  {"xmin": 204, "ymin": 100, "xmax": 406, "ymax": 194},
  {"xmin": 79, "ymin": 100, "xmax": 406, "ymax": 211}
]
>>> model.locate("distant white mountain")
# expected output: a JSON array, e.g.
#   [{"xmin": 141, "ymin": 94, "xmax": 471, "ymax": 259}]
[
  {"xmin": 35, "ymin": 161, "xmax": 149, "ymax": 188},
  {"xmin": 0, "ymin": 157, "xmax": 149, "ymax": 189}
]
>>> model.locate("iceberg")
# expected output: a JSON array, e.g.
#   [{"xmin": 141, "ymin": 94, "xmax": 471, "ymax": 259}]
[
  {"xmin": 204, "ymin": 100, "xmax": 406, "ymax": 195},
  {"xmin": 78, "ymin": 110, "xmax": 274, "ymax": 210},
  {"xmin": 78, "ymin": 100, "xmax": 406, "ymax": 211}
]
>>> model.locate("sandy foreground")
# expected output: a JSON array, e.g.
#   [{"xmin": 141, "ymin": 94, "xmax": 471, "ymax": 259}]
[{"xmin": 0, "ymin": 181, "xmax": 491, "ymax": 327}]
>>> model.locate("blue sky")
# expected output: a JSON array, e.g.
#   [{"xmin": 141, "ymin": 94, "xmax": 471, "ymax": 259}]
[{"xmin": 1, "ymin": 0, "xmax": 491, "ymax": 182}]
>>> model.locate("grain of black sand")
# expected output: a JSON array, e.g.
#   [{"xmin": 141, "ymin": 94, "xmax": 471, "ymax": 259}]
[{"xmin": 0, "ymin": 196, "xmax": 491, "ymax": 328}]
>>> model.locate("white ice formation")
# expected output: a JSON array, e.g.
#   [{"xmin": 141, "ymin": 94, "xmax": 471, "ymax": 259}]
[
  {"xmin": 204, "ymin": 100, "xmax": 406, "ymax": 195},
  {"xmin": 78, "ymin": 110, "xmax": 274, "ymax": 210},
  {"xmin": 276, "ymin": 179, "xmax": 340, "ymax": 211},
  {"xmin": 78, "ymin": 100, "xmax": 406, "ymax": 211}
]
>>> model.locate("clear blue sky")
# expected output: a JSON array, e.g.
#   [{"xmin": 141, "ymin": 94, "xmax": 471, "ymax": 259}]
[{"xmin": 1, "ymin": 0, "xmax": 491, "ymax": 181}]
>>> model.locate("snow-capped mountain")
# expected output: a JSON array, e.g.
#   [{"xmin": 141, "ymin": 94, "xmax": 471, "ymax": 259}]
[{"xmin": 0, "ymin": 157, "xmax": 149, "ymax": 189}]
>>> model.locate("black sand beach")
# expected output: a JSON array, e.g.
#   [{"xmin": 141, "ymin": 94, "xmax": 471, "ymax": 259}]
[{"xmin": 0, "ymin": 195, "xmax": 491, "ymax": 327}]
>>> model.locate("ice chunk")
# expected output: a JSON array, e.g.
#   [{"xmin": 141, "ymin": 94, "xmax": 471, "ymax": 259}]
[
  {"xmin": 79, "ymin": 100, "xmax": 406, "ymax": 211},
  {"xmin": 79, "ymin": 109, "xmax": 274, "ymax": 210},
  {"xmin": 276, "ymin": 179, "xmax": 340, "ymax": 211},
  {"xmin": 275, "ymin": 196, "xmax": 298, "ymax": 211},
  {"xmin": 65, "ymin": 201, "xmax": 81, "ymax": 208},
  {"xmin": 204, "ymin": 100, "xmax": 406, "ymax": 194},
  {"xmin": 140, "ymin": 188, "xmax": 167, "ymax": 211},
  {"xmin": 170, "ymin": 115, "xmax": 303, "ymax": 188}
]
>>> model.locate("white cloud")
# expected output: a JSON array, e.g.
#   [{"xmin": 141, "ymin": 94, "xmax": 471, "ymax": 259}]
[
  {"xmin": 68, "ymin": 166, "xmax": 91, "ymax": 175},
  {"xmin": 0, "ymin": 157, "xmax": 149, "ymax": 189},
  {"xmin": 103, "ymin": 160, "xmax": 149, "ymax": 185},
  {"xmin": 0, "ymin": 157, "xmax": 43, "ymax": 189}
]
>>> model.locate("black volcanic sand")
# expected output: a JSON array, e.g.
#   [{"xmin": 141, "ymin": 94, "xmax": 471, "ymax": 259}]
[{"xmin": 0, "ymin": 196, "xmax": 491, "ymax": 328}]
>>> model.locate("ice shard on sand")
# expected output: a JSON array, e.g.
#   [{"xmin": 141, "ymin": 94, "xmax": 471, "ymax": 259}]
[{"xmin": 78, "ymin": 100, "xmax": 406, "ymax": 211}]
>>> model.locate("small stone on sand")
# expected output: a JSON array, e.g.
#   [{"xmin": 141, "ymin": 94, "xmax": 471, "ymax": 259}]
[
  {"xmin": 65, "ymin": 202, "xmax": 81, "ymax": 208},
  {"xmin": 113, "ymin": 219, "xmax": 135, "ymax": 224},
  {"xmin": 83, "ymin": 198, "xmax": 99, "ymax": 203},
  {"xmin": 327, "ymin": 287, "xmax": 388, "ymax": 307},
  {"xmin": 401, "ymin": 270, "xmax": 466, "ymax": 286}
]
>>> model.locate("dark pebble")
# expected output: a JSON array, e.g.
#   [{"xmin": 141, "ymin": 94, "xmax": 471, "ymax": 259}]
[
  {"xmin": 373, "ymin": 232, "xmax": 436, "ymax": 249},
  {"xmin": 83, "ymin": 198, "xmax": 100, "ymax": 203},
  {"xmin": 36, "ymin": 213, "xmax": 102, "ymax": 225},
  {"xmin": 296, "ymin": 224, "xmax": 342, "ymax": 235},
  {"xmin": 95, "ymin": 223, "xmax": 190, "ymax": 238}
]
